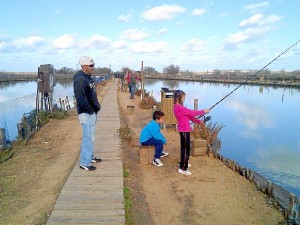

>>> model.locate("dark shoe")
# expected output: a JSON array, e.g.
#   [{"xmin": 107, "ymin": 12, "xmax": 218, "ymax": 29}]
[
  {"xmin": 91, "ymin": 157, "xmax": 102, "ymax": 163},
  {"xmin": 80, "ymin": 165, "xmax": 96, "ymax": 171}
]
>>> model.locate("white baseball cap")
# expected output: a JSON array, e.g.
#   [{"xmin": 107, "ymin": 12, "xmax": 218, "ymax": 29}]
[{"xmin": 78, "ymin": 56, "xmax": 94, "ymax": 66}]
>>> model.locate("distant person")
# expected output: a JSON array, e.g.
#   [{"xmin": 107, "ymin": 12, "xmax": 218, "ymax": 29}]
[
  {"xmin": 126, "ymin": 71, "xmax": 131, "ymax": 94},
  {"xmin": 129, "ymin": 72, "xmax": 137, "ymax": 99},
  {"xmin": 173, "ymin": 90, "xmax": 210, "ymax": 175},
  {"xmin": 74, "ymin": 56, "xmax": 102, "ymax": 171},
  {"xmin": 140, "ymin": 111, "xmax": 169, "ymax": 167},
  {"xmin": 120, "ymin": 72, "xmax": 125, "ymax": 91}
]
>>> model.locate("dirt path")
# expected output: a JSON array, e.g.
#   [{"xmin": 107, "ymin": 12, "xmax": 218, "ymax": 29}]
[
  {"xmin": 0, "ymin": 78, "xmax": 286, "ymax": 225},
  {"xmin": 0, "ymin": 80, "xmax": 110, "ymax": 225},
  {"xmin": 118, "ymin": 82, "xmax": 286, "ymax": 225}
]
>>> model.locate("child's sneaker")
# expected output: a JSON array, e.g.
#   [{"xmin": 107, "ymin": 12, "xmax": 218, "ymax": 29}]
[
  {"xmin": 160, "ymin": 151, "xmax": 169, "ymax": 158},
  {"xmin": 178, "ymin": 163, "xmax": 192, "ymax": 168},
  {"xmin": 178, "ymin": 168, "xmax": 192, "ymax": 175},
  {"xmin": 153, "ymin": 158, "xmax": 163, "ymax": 167}
]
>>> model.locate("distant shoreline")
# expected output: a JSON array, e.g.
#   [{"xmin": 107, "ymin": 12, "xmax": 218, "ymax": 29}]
[{"xmin": 1, "ymin": 72, "xmax": 300, "ymax": 88}]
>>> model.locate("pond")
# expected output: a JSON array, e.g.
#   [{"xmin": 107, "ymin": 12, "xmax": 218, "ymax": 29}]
[
  {"xmin": 143, "ymin": 79, "xmax": 300, "ymax": 197},
  {"xmin": 0, "ymin": 78, "xmax": 299, "ymax": 197}
]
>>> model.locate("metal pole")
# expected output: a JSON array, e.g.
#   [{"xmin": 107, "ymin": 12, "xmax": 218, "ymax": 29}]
[{"xmin": 209, "ymin": 39, "xmax": 300, "ymax": 111}]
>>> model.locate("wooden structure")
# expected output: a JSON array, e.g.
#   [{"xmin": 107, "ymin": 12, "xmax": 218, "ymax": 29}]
[
  {"xmin": 0, "ymin": 128, "xmax": 6, "ymax": 149},
  {"xmin": 47, "ymin": 79, "xmax": 125, "ymax": 224},
  {"xmin": 139, "ymin": 146, "xmax": 155, "ymax": 165},
  {"xmin": 37, "ymin": 64, "xmax": 54, "ymax": 112},
  {"xmin": 160, "ymin": 88, "xmax": 177, "ymax": 126},
  {"xmin": 191, "ymin": 139, "xmax": 207, "ymax": 156}
]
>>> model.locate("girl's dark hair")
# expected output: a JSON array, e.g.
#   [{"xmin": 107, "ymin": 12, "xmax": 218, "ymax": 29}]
[
  {"xmin": 174, "ymin": 90, "xmax": 186, "ymax": 105},
  {"xmin": 153, "ymin": 111, "xmax": 165, "ymax": 120}
]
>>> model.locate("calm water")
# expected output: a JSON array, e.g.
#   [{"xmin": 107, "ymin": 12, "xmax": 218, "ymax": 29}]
[
  {"xmin": 0, "ymin": 80, "xmax": 74, "ymax": 141},
  {"xmin": 144, "ymin": 79, "xmax": 300, "ymax": 197},
  {"xmin": 0, "ymin": 79, "xmax": 299, "ymax": 197}
]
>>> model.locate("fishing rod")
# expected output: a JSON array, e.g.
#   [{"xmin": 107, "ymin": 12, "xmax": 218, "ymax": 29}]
[{"xmin": 208, "ymin": 39, "xmax": 300, "ymax": 111}]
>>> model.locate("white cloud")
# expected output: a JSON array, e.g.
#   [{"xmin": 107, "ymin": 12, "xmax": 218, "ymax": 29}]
[
  {"xmin": 0, "ymin": 35, "xmax": 47, "ymax": 52},
  {"xmin": 130, "ymin": 41, "xmax": 167, "ymax": 53},
  {"xmin": 158, "ymin": 28, "xmax": 168, "ymax": 36},
  {"xmin": 191, "ymin": 8, "xmax": 206, "ymax": 16},
  {"xmin": 121, "ymin": 29, "xmax": 149, "ymax": 41},
  {"xmin": 262, "ymin": 15, "xmax": 282, "ymax": 25},
  {"xmin": 239, "ymin": 14, "xmax": 282, "ymax": 28},
  {"xmin": 223, "ymin": 13, "xmax": 282, "ymax": 49},
  {"xmin": 141, "ymin": 4, "xmax": 187, "ymax": 22},
  {"xmin": 26, "ymin": 36, "xmax": 45, "ymax": 46},
  {"xmin": 82, "ymin": 34, "xmax": 111, "ymax": 49},
  {"xmin": 242, "ymin": 1, "xmax": 270, "ymax": 13},
  {"xmin": 53, "ymin": 34, "xmax": 76, "ymax": 49},
  {"xmin": 113, "ymin": 40, "xmax": 128, "ymax": 49},
  {"xmin": 239, "ymin": 13, "xmax": 264, "ymax": 27},
  {"xmin": 118, "ymin": 13, "xmax": 132, "ymax": 22},
  {"xmin": 181, "ymin": 39, "xmax": 206, "ymax": 52}
]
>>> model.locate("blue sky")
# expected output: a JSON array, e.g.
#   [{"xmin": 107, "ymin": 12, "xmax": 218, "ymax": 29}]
[{"xmin": 0, "ymin": 0, "xmax": 299, "ymax": 72}]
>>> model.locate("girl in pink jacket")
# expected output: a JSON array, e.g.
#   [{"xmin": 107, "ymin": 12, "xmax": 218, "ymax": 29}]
[{"xmin": 173, "ymin": 90, "xmax": 210, "ymax": 175}]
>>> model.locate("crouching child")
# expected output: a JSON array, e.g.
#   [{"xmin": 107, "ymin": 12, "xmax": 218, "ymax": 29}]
[{"xmin": 139, "ymin": 111, "xmax": 169, "ymax": 167}]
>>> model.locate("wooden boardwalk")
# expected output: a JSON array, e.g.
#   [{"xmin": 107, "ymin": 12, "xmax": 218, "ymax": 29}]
[{"xmin": 47, "ymin": 80, "xmax": 125, "ymax": 225}]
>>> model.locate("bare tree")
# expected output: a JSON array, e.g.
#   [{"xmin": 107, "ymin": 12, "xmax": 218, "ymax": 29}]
[
  {"xmin": 163, "ymin": 64, "xmax": 180, "ymax": 76},
  {"xmin": 144, "ymin": 66, "xmax": 158, "ymax": 76}
]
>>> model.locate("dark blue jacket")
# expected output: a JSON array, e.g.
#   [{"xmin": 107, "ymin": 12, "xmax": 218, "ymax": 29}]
[{"xmin": 74, "ymin": 71, "xmax": 101, "ymax": 114}]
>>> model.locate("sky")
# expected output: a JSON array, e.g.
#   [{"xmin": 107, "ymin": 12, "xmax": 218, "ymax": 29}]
[{"xmin": 0, "ymin": 0, "xmax": 299, "ymax": 72}]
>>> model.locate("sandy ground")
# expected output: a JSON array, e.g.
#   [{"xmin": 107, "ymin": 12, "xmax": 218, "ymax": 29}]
[
  {"xmin": 118, "ymin": 79, "xmax": 286, "ymax": 225},
  {"xmin": 0, "ymin": 78, "xmax": 286, "ymax": 225}
]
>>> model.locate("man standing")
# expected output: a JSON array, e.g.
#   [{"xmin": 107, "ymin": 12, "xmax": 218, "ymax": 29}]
[{"xmin": 74, "ymin": 56, "xmax": 102, "ymax": 171}]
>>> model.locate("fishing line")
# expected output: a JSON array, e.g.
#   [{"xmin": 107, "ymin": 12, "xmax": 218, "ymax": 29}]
[{"xmin": 208, "ymin": 39, "xmax": 300, "ymax": 111}]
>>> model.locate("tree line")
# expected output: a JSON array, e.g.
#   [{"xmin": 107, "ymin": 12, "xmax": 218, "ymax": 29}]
[{"xmin": 54, "ymin": 65, "xmax": 300, "ymax": 82}]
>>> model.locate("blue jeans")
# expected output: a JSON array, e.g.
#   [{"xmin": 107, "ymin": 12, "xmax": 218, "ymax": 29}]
[
  {"xmin": 130, "ymin": 84, "xmax": 136, "ymax": 98},
  {"xmin": 141, "ymin": 138, "xmax": 163, "ymax": 159},
  {"xmin": 78, "ymin": 113, "xmax": 97, "ymax": 166}
]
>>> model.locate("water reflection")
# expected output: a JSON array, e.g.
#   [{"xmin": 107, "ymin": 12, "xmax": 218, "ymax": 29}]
[
  {"xmin": 248, "ymin": 145, "xmax": 300, "ymax": 195},
  {"xmin": 0, "ymin": 80, "xmax": 74, "ymax": 140},
  {"xmin": 143, "ymin": 79, "xmax": 300, "ymax": 197},
  {"xmin": 1, "ymin": 79, "xmax": 299, "ymax": 197},
  {"xmin": 225, "ymin": 97, "xmax": 274, "ymax": 139}
]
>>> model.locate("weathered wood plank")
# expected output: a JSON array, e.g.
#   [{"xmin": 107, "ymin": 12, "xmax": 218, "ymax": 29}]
[{"xmin": 47, "ymin": 80, "xmax": 125, "ymax": 225}]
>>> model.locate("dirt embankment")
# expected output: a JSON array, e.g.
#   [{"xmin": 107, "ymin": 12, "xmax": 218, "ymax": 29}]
[
  {"xmin": 0, "ymin": 79, "xmax": 286, "ymax": 225},
  {"xmin": 118, "ymin": 81, "xmax": 286, "ymax": 225}
]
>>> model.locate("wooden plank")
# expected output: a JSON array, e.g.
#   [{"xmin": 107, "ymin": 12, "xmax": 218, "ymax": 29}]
[{"xmin": 47, "ymin": 80, "xmax": 125, "ymax": 225}]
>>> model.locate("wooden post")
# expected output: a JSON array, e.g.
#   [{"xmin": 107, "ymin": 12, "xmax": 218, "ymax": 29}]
[
  {"xmin": 66, "ymin": 96, "xmax": 70, "ymax": 109},
  {"xmin": 288, "ymin": 193, "xmax": 298, "ymax": 221},
  {"xmin": 141, "ymin": 61, "xmax": 144, "ymax": 99},
  {"xmin": 267, "ymin": 180, "xmax": 272, "ymax": 197},
  {"xmin": 194, "ymin": 99, "xmax": 198, "ymax": 131},
  {"xmin": 139, "ymin": 146, "xmax": 155, "ymax": 165},
  {"xmin": 0, "ymin": 128, "xmax": 6, "ymax": 149},
  {"xmin": 191, "ymin": 139, "xmax": 207, "ymax": 156}
]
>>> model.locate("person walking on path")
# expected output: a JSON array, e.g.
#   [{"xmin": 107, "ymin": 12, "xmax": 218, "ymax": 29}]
[
  {"xmin": 126, "ymin": 71, "xmax": 131, "ymax": 94},
  {"xmin": 140, "ymin": 111, "xmax": 169, "ymax": 167},
  {"xmin": 173, "ymin": 90, "xmax": 210, "ymax": 175},
  {"xmin": 129, "ymin": 72, "xmax": 138, "ymax": 99},
  {"xmin": 74, "ymin": 56, "xmax": 102, "ymax": 171}
]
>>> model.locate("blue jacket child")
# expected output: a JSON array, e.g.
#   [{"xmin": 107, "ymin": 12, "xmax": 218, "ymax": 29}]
[{"xmin": 139, "ymin": 111, "xmax": 169, "ymax": 167}]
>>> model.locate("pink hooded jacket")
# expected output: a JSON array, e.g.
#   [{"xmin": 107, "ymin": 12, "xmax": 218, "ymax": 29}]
[{"xmin": 173, "ymin": 104, "xmax": 205, "ymax": 132}]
